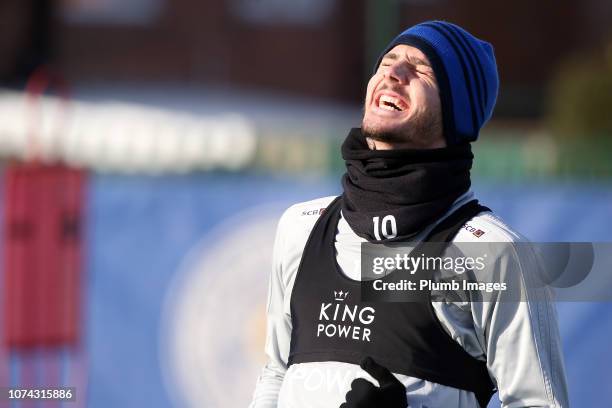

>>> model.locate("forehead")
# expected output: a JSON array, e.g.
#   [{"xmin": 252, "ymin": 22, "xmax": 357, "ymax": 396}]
[{"xmin": 382, "ymin": 44, "xmax": 430, "ymax": 63}]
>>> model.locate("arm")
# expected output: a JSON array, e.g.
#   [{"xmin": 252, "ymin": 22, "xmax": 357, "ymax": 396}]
[
  {"xmin": 249, "ymin": 210, "xmax": 293, "ymax": 407},
  {"xmin": 474, "ymin": 242, "xmax": 570, "ymax": 408}
]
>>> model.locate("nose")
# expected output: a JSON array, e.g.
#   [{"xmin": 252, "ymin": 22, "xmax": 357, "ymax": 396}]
[{"xmin": 385, "ymin": 61, "xmax": 414, "ymax": 84}]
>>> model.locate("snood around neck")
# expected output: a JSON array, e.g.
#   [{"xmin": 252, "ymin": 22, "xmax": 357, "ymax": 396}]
[{"xmin": 341, "ymin": 128, "xmax": 473, "ymax": 242}]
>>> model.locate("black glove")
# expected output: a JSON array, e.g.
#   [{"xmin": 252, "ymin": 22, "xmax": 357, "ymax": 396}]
[{"xmin": 339, "ymin": 357, "xmax": 408, "ymax": 408}]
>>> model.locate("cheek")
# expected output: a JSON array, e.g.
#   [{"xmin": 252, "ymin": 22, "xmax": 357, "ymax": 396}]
[
  {"xmin": 365, "ymin": 74, "xmax": 382, "ymax": 103},
  {"xmin": 425, "ymin": 82, "xmax": 441, "ymax": 107},
  {"xmin": 427, "ymin": 90, "xmax": 442, "ymax": 116},
  {"xmin": 416, "ymin": 86, "xmax": 441, "ymax": 114}
]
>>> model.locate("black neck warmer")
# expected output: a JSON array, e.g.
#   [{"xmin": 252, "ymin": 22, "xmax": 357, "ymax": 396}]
[{"xmin": 341, "ymin": 128, "xmax": 473, "ymax": 242}]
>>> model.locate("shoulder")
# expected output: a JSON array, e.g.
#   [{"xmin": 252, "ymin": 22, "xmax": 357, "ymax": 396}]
[
  {"xmin": 451, "ymin": 209, "xmax": 532, "ymax": 270},
  {"xmin": 277, "ymin": 195, "xmax": 338, "ymax": 235},
  {"xmin": 274, "ymin": 195, "xmax": 338, "ymax": 252},
  {"xmin": 281, "ymin": 195, "xmax": 338, "ymax": 219},
  {"xmin": 273, "ymin": 195, "xmax": 339, "ymax": 288},
  {"xmin": 450, "ymin": 208, "xmax": 541, "ymax": 284},
  {"xmin": 453, "ymin": 209, "xmax": 526, "ymax": 244}
]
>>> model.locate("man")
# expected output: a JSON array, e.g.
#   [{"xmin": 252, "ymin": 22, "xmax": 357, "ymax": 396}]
[{"xmin": 250, "ymin": 21, "xmax": 569, "ymax": 407}]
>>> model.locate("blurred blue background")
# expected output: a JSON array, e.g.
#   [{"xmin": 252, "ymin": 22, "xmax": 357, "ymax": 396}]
[{"xmin": 36, "ymin": 175, "xmax": 612, "ymax": 407}]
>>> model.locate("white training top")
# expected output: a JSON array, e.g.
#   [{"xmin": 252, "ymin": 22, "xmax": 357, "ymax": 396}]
[{"xmin": 249, "ymin": 191, "xmax": 569, "ymax": 408}]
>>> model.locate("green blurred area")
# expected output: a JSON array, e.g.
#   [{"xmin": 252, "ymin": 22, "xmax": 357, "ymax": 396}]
[{"xmin": 250, "ymin": 126, "xmax": 612, "ymax": 180}]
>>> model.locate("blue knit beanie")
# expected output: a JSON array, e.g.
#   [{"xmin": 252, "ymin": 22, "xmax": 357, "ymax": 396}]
[{"xmin": 374, "ymin": 21, "xmax": 499, "ymax": 145}]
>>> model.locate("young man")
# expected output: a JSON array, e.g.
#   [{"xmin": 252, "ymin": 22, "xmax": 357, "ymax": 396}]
[{"xmin": 249, "ymin": 21, "xmax": 569, "ymax": 408}]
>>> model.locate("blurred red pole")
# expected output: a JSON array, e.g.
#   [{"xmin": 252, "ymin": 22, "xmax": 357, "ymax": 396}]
[{"xmin": 2, "ymin": 66, "xmax": 87, "ymax": 407}]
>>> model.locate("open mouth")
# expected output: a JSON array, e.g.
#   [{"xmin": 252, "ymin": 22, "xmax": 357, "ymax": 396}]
[{"xmin": 376, "ymin": 93, "xmax": 409, "ymax": 113}]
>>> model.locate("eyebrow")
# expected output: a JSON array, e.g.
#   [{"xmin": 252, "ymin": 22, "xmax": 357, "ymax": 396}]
[{"xmin": 382, "ymin": 52, "xmax": 431, "ymax": 68}]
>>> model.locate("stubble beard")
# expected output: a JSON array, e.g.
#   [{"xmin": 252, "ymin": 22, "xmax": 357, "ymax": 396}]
[{"xmin": 361, "ymin": 108, "xmax": 443, "ymax": 149}]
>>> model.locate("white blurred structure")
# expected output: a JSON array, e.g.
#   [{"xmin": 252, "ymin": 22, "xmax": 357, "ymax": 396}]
[
  {"xmin": 0, "ymin": 90, "xmax": 257, "ymax": 173},
  {"xmin": 0, "ymin": 85, "xmax": 359, "ymax": 174}
]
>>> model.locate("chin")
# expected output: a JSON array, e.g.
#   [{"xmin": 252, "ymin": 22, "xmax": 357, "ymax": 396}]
[
  {"xmin": 363, "ymin": 110, "xmax": 410, "ymax": 131},
  {"xmin": 362, "ymin": 119, "xmax": 404, "ymax": 139},
  {"xmin": 362, "ymin": 127, "xmax": 407, "ymax": 146}
]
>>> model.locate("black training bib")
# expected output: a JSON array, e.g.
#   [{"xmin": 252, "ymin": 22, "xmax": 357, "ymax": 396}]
[{"xmin": 288, "ymin": 196, "xmax": 496, "ymax": 407}]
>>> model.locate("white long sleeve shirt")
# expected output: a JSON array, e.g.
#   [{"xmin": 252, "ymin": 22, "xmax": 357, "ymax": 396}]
[{"xmin": 249, "ymin": 191, "xmax": 569, "ymax": 408}]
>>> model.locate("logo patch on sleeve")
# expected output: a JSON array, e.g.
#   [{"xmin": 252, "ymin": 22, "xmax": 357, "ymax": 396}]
[
  {"xmin": 301, "ymin": 207, "xmax": 326, "ymax": 216},
  {"xmin": 463, "ymin": 223, "xmax": 486, "ymax": 238},
  {"xmin": 473, "ymin": 229, "xmax": 485, "ymax": 237}
]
